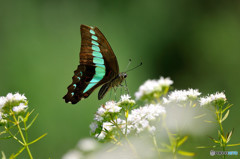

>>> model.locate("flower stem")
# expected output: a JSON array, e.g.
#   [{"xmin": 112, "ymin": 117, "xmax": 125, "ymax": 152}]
[
  {"xmin": 4, "ymin": 126, "xmax": 24, "ymax": 145},
  {"xmin": 11, "ymin": 110, "xmax": 33, "ymax": 159},
  {"xmin": 110, "ymin": 114, "xmax": 139, "ymax": 158},
  {"xmin": 152, "ymin": 135, "xmax": 161, "ymax": 158},
  {"xmin": 125, "ymin": 110, "xmax": 128, "ymax": 135},
  {"xmin": 214, "ymin": 105, "xmax": 226, "ymax": 159}
]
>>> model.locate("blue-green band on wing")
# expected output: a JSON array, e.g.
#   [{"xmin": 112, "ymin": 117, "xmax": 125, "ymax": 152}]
[{"xmin": 83, "ymin": 65, "xmax": 106, "ymax": 93}]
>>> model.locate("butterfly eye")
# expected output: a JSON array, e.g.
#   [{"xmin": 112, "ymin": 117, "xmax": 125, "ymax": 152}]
[{"xmin": 124, "ymin": 74, "xmax": 127, "ymax": 78}]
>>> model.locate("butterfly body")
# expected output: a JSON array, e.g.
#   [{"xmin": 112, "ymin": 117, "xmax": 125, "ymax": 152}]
[
  {"xmin": 98, "ymin": 72, "xmax": 127, "ymax": 100},
  {"xmin": 63, "ymin": 25, "xmax": 126, "ymax": 104}
]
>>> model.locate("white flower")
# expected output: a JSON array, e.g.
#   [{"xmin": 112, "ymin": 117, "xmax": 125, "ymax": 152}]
[
  {"xmin": 0, "ymin": 119, "xmax": 7, "ymax": 124},
  {"xmin": 95, "ymin": 122, "xmax": 114, "ymax": 140},
  {"xmin": 139, "ymin": 120, "xmax": 149, "ymax": 128},
  {"xmin": 148, "ymin": 126, "xmax": 156, "ymax": 134},
  {"xmin": 0, "ymin": 93, "xmax": 27, "ymax": 110},
  {"xmin": 168, "ymin": 90, "xmax": 188, "ymax": 102},
  {"xmin": 0, "ymin": 112, "xmax": 3, "ymax": 120},
  {"xmin": 119, "ymin": 94, "xmax": 136, "ymax": 105},
  {"xmin": 210, "ymin": 92, "xmax": 226, "ymax": 101},
  {"xmin": 77, "ymin": 138, "xmax": 97, "ymax": 152},
  {"xmin": 200, "ymin": 92, "xmax": 226, "ymax": 106},
  {"xmin": 90, "ymin": 122, "xmax": 98, "ymax": 133},
  {"xmin": 96, "ymin": 106, "xmax": 106, "ymax": 116},
  {"xmin": 94, "ymin": 101, "xmax": 121, "ymax": 121},
  {"xmin": 105, "ymin": 101, "xmax": 122, "ymax": 113},
  {"xmin": 157, "ymin": 77, "xmax": 173, "ymax": 86},
  {"xmin": 135, "ymin": 77, "xmax": 173, "ymax": 100},
  {"xmin": 127, "ymin": 104, "xmax": 166, "ymax": 134},
  {"xmin": 94, "ymin": 114, "xmax": 103, "ymax": 122},
  {"xmin": 162, "ymin": 97, "xmax": 170, "ymax": 104},
  {"xmin": 6, "ymin": 93, "xmax": 14, "ymax": 101},
  {"xmin": 121, "ymin": 94, "xmax": 131, "ymax": 101},
  {"xmin": 96, "ymin": 132, "xmax": 106, "ymax": 140},
  {"xmin": 62, "ymin": 150, "xmax": 83, "ymax": 159},
  {"xmin": 0, "ymin": 96, "xmax": 7, "ymax": 109},
  {"xmin": 135, "ymin": 80, "xmax": 159, "ymax": 100},
  {"xmin": 94, "ymin": 106, "xmax": 106, "ymax": 121},
  {"xmin": 165, "ymin": 89, "xmax": 201, "ymax": 103},
  {"xmin": 102, "ymin": 122, "xmax": 113, "ymax": 131},
  {"xmin": 13, "ymin": 93, "xmax": 27, "ymax": 101},
  {"xmin": 12, "ymin": 103, "xmax": 28, "ymax": 113},
  {"xmin": 187, "ymin": 89, "xmax": 201, "ymax": 98}
]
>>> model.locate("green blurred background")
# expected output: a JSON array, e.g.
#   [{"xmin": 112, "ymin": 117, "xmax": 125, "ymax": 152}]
[{"xmin": 1, "ymin": 0, "xmax": 240, "ymax": 158}]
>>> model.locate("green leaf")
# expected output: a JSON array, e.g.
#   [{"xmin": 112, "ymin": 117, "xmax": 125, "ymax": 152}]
[
  {"xmin": 125, "ymin": 110, "xmax": 129, "ymax": 118},
  {"xmin": 194, "ymin": 114, "xmax": 206, "ymax": 119},
  {"xmin": 23, "ymin": 113, "xmax": 39, "ymax": 131},
  {"xmin": 226, "ymin": 143, "xmax": 240, "ymax": 147},
  {"xmin": 226, "ymin": 129, "xmax": 234, "ymax": 143},
  {"xmin": 221, "ymin": 110, "xmax": 229, "ymax": 123},
  {"xmin": 220, "ymin": 134, "xmax": 226, "ymax": 143},
  {"xmin": 1, "ymin": 151, "xmax": 6, "ymax": 159},
  {"xmin": 29, "ymin": 109, "xmax": 35, "ymax": 115},
  {"xmin": 0, "ymin": 136, "xmax": 13, "ymax": 140},
  {"xmin": 160, "ymin": 143, "xmax": 172, "ymax": 150},
  {"xmin": 204, "ymin": 120, "xmax": 214, "ymax": 123},
  {"xmin": 218, "ymin": 130, "xmax": 222, "ymax": 140},
  {"xmin": 0, "ymin": 131, "xmax": 7, "ymax": 136},
  {"xmin": 12, "ymin": 146, "xmax": 25, "ymax": 158},
  {"xmin": 177, "ymin": 136, "xmax": 188, "ymax": 147},
  {"xmin": 177, "ymin": 150, "xmax": 195, "ymax": 156},
  {"xmin": 222, "ymin": 104, "xmax": 232, "ymax": 113},
  {"xmin": 196, "ymin": 145, "xmax": 217, "ymax": 149},
  {"xmin": 28, "ymin": 133, "xmax": 47, "ymax": 145},
  {"xmin": 208, "ymin": 136, "xmax": 220, "ymax": 144},
  {"xmin": 23, "ymin": 112, "xmax": 30, "ymax": 123}
]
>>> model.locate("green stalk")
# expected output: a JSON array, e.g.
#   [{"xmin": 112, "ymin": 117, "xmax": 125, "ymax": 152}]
[
  {"xmin": 162, "ymin": 115, "xmax": 178, "ymax": 159},
  {"xmin": 110, "ymin": 114, "xmax": 139, "ymax": 158},
  {"xmin": 125, "ymin": 110, "xmax": 128, "ymax": 135},
  {"xmin": 214, "ymin": 105, "xmax": 226, "ymax": 159},
  {"xmin": 152, "ymin": 135, "xmax": 161, "ymax": 158},
  {"xmin": 11, "ymin": 110, "xmax": 33, "ymax": 159}
]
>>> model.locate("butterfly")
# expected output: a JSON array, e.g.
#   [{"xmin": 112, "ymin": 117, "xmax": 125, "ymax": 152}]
[{"xmin": 63, "ymin": 24, "xmax": 127, "ymax": 104}]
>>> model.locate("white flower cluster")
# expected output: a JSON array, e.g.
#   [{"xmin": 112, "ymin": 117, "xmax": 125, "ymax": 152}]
[
  {"xmin": 120, "ymin": 94, "xmax": 135, "ymax": 105},
  {"xmin": 62, "ymin": 150, "xmax": 83, "ymax": 159},
  {"xmin": 62, "ymin": 138, "xmax": 98, "ymax": 159},
  {"xmin": 94, "ymin": 101, "xmax": 122, "ymax": 122},
  {"xmin": 94, "ymin": 95, "xmax": 136, "ymax": 122},
  {"xmin": 0, "ymin": 93, "xmax": 27, "ymax": 108},
  {"xmin": 12, "ymin": 103, "xmax": 28, "ymax": 113},
  {"xmin": 96, "ymin": 122, "xmax": 114, "ymax": 140},
  {"xmin": 135, "ymin": 77, "xmax": 173, "ymax": 100},
  {"xmin": 77, "ymin": 138, "xmax": 98, "ymax": 152},
  {"xmin": 0, "ymin": 93, "xmax": 28, "ymax": 120},
  {"xmin": 200, "ymin": 92, "xmax": 226, "ymax": 106},
  {"xmin": 163, "ymin": 89, "xmax": 201, "ymax": 104},
  {"xmin": 91, "ymin": 95, "xmax": 137, "ymax": 140},
  {"xmin": 0, "ymin": 111, "xmax": 7, "ymax": 124},
  {"xmin": 0, "ymin": 112, "xmax": 3, "ymax": 120},
  {"xmin": 126, "ymin": 104, "xmax": 166, "ymax": 134}
]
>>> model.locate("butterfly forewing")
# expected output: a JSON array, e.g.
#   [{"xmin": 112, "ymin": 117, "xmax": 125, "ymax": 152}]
[{"xmin": 63, "ymin": 25, "xmax": 119, "ymax": 104}]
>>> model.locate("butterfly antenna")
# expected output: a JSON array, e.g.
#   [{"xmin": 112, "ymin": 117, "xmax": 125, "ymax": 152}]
[
  {"xmin": 126, "ymin": 62, "xmax": 143, "ymax": 73},
  {"xmin": 124, "ymin": 59, "xmax": 132, "ymax": 72}
]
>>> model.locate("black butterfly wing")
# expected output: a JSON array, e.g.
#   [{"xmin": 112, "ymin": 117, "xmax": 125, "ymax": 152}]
[{"xmin": 63, "ymin": 25, "xmax": 119, "ymax": 104}]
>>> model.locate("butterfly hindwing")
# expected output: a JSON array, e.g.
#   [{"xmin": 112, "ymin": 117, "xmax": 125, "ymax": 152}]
[{"xmin": 63, "ymin": 25, "xmax": 119, "ymax": 104}]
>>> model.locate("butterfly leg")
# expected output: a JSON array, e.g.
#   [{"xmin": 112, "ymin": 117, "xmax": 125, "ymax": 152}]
[
  {"xmin": 113, "ymin": 87, "xmax": 117, "ymax": 101},
  {"xmin": 120, "ymin": 86, "xmax": 123, "ymax": 97},
  {"xmin": 109, "ymin": 87, "xmax": 113, "ymax": 100},
  {"xmin": 124, "ymin": 80, "xmax": 130, "ymax": 95}
]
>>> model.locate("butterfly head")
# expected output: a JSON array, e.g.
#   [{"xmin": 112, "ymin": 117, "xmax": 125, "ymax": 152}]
[{"xmin": 119, "ymin": 72, "xmax": 127, "ymax": 79}]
